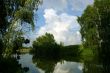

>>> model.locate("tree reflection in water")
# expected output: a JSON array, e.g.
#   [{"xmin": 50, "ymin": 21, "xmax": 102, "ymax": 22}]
[
  {"xmin": 32, "ymin": 54, "xmax": 110, "ymax": 73},
  {"xmin": 0, "ymin": 57, "xmax": 24, "ymax": 73},
  {"xmin": 32, "ymin": 54, "xmax": 82, "ymax": 73},
  {"xmin": 83, "ymin": 55, "xmax": 110, "ymax": 73}
]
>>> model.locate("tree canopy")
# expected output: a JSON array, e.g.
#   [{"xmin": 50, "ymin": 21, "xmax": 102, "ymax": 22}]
[
  {"xmin": 33, "ymin": 33, "xmax": 56, "ymax": 46},
  {"xmin": 0, "ymin": 0, "xmax": 42, "ymax": 56},
  {"xmin": 78, "ymin": 0, "xmax": 110, "ymax": 72},
  {"xmin": 0, "ymin": 0, "xmax": 41, "ymax": 34},
  {"xmin": 0, "ymin": 0, "xmax": 41, "ymax": 72},
  {"xmin": 32, "ymin": 33, "xmax": 60, "ymax": 59}
]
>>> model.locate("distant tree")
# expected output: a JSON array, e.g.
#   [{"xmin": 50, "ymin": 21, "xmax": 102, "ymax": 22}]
[
  {"xmin": 32, "ymin": 33, "xmax": 60, "ymax": 59},
  {"xmin": 34, "ymin": 33, "xmax": 56, "ymax": 45}
]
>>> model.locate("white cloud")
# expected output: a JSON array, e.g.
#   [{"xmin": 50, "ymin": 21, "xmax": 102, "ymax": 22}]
[
  {"xmin": 37, "ymin": 9, "xmax": 81, "ymax": 45},
  {"xmin": 53, "ymin": 61, "xmax": 83, "ymax": 73},
  {"xmin": 24, "ymin": 0, "xmax": 94, "ymax": 46}
]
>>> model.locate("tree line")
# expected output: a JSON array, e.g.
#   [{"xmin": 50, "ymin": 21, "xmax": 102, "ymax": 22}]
[{"xmin": 32, "ymin": 33, "xmax": 81, "ymax": 60}]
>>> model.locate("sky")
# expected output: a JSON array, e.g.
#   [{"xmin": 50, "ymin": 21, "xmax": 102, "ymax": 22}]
[{"xmin": 27, "ymin": 0, "xmax": 94, "ymax": 46}]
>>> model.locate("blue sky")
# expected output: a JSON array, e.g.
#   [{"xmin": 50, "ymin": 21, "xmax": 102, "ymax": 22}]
[{"xmin": 28, "ymin": 0, "xmax": 94, "ymax": 46}]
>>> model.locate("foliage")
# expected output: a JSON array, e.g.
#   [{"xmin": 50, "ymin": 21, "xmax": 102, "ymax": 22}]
[
  {"xmin": 81, "ymin": 48, "xmax": 94, "ymax": 61},
  {"xmin": 0, "ymin": 0, "xmax": 41, "ymax": 72},
  {"xmin": 12, "ymin": 37, "xmax": 25, "ymax": 54},
  {"xmin": 78, "ymin": 5, "xmax": 99, "ymax": 53},
  {"xmin": 0, "ymin": 0, "xmax": 42, "ymax": 56},
  {"xmin": 0, "ymin": 0, "xmax": 41, "ymax": 34},
  {"xmin": 33, "ymin": 33, "xmax": 56, "ymax": 46},
  {"xmin": 32, "ymin": 44, "xmax": 81, "ymax": 73},
  {"xmin": 32, "ymin": 33, "xmax": 82, "ymax": 73},
  {"xmin": 60, "ymin": 45, "xmax": 81, "ymax": 58},
  {"xmin": 32, "ymin": 33, "xmax": 81, "ymax": 60},
  {"xmin": 32, "ymin": 33, "xmax": 60, "ymax": 59},
  {"xmin": 78, "ymin": 0, "xmax": 110, "ymax": 72}
]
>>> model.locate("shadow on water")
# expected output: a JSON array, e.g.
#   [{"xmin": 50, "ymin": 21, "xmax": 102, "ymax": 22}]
[
  {"xmin": 18, "ymin": 53, "xmax": 110, "ymax": 73},
  {"xmin": 83, "ymin": 58, "xmax": 110, "ymax": 73},
  {"xmin": 0, "ymin": 56, "xmax": 24, "ymax": 73},
  {"xmin": 32, "ymin": 54, "xmax": 83, "ymax": 73},
  {"xmin": 18, "ymin": 53, "xmax": 83, "ymax": 73}
]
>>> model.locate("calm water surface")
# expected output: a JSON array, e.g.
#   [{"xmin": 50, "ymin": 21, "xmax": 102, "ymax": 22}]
[{"xmin": 18, "ymin": 54, "xmax": 83, "ymax": 73}]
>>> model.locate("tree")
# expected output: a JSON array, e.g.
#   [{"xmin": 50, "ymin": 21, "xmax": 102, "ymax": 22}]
[
  {"xmin": 0, "ymin": 0, "xmax": 41, "ymax": 72},
  {"xmin": 13, "ymin": 37, "xmax": 24, "ymax": 53},
  {"xmin": 78, "ymin": 0, "xmax": 110, "ymax": 72},
  {"xmin": 32, "ymin": 33, "xmax": 60, "ymax": 59},
  {"xmin": 78, "ymin": 5, "xmax": 99, "ymax": 57},
  {"xmin": 0, "ymin": 0, "xmax": 41, "ymax": 34},
  {"xmin": 0, "ymin": 0, "xmax": 42, "ymax": 56}
]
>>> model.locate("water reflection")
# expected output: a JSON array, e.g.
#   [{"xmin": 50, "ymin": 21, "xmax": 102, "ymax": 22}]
[
  {"xmin": 0, "ymin": 56, "xmax": 24, "ymax": 73},
  {"xmin": 83, "ymin": 61, "xmax": 103, "ymax": 73},
  {"xmin": 18, "ymin": 54, "xmax": 83, "ymax": 73},
  {"xmin": 19, "ymin": 53, "xmax": 109, "ymax": 73},
  {"xmin": 18, "ymin": 54, "xmax": 44, "ymax": 73},
  {"xmin": 53, "ymin": 61, "xmax": 83, "ymax": 73},
  {"xmin": 83, "ymin": 60, "xmax": 110, "ymax": 73}
]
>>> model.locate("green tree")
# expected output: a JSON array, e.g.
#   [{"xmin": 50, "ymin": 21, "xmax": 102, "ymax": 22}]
[
  {"xmin": 13, "ymin": 37, "xmax": 24, "ymax": 53},
  {"xmin": 0, "ymin": 0, "xmax": 41, "ymax": 72},
  {"xmin": 78, "ymin": 0, "xmax": 110, "ymax": 72},
  {"xmin": 0, "ymin": 0, "xmax": 41, "ymax": 34},
  {"xmin": 32, "ymin": 33, "xmax": 60, "ymax": 59},
  {"xmin": 78, "ymin": 5, "xmax": 99, "ymax": 56},
  {"xmin": 0, "ymin": 0, "xmax": 42, "ymax": 56}
]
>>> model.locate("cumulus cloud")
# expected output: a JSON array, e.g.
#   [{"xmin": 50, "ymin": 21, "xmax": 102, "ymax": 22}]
[
  {"xmin": 53, "ymin": 61, "xmax": 83, "ymax": 73},
  {"xmin": 37, "ymin": 9, "xmax": 81, "ymax": 45},
  {"xmin": 25, "ymin": 0, "xmax": 94, "ymax": 46}
]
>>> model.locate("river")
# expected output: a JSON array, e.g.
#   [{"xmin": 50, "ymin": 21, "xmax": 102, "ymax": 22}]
[{"xmin": 18, "ymin": 54, "xmax": 83, "ymax": 73}]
